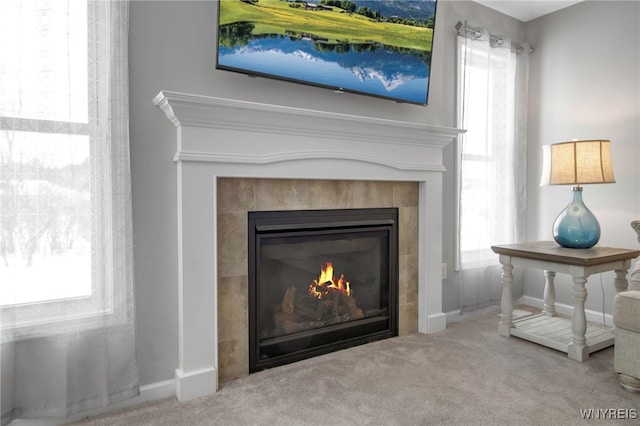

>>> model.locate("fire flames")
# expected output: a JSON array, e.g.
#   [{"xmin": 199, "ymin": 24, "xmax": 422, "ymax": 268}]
[{"xmin": 308, "ymin": 262, "xmax": 351, "ymax": 299}]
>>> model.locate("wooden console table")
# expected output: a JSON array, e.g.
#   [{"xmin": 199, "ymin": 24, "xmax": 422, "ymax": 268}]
[{"xmin": 491, "ymin": 241, "xmax": 640, "ymax": 361}]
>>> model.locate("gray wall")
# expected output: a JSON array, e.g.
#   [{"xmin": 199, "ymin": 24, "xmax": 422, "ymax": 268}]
[
  {"xmin": 129, "ymin": 0, "xmax": 640, "ymax": 389},
  {"xmin": 525, "ymin": 1, "xmax": 640, "ymax": 313}
]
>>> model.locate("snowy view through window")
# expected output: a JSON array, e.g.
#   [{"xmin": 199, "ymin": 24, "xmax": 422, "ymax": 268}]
[{"xmin": 0, "ymin": 1, "xmax": 92, "ymax": 306}]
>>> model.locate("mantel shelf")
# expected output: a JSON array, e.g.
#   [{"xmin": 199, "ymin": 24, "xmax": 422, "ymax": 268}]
[{"xmin": 153, "ymin": 90, "xmax": 464, "ymax": 149}]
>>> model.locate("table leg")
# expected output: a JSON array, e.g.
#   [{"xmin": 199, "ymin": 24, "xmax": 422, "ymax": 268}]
[
  {"xmin": 498, "ymin": 256, "xmax": 513, "ymax": 337},
  {"xmin": 568, "ymin": 275, "xmax": 588, "ymax": 362},
  {"xmin": 542, "ymin": 270, "xmax": 556, "ymax": 317}
]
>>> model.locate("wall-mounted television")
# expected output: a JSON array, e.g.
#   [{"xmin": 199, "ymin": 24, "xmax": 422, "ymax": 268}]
[{"xmin": 216, "ymin": 0, "xmax": 438, "ymax": 105}]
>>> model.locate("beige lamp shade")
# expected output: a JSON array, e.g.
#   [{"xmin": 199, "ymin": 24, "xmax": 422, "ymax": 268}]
[{"xmin": 540, "ymin": 140, "xmax": 616, "ymax": 186}]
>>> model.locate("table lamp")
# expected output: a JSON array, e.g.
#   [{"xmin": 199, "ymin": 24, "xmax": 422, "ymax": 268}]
[{"xmin": 540, "ymin": 139, "xmax": 615, "ymax": 248}]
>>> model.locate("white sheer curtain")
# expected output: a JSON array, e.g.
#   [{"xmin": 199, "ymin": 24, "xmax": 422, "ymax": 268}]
[
  {"xmin": 0, "ymin": 1, "xmax": 138, "ymax": 422},
  {"xmin": 455, "ymin": 27, "xmax": 529, "ymax": 311}
]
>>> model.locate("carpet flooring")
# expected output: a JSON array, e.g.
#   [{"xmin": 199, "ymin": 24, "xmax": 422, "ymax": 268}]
[{"xmin": 72, "ymin": 308, "xmax": 640, "ymax": 425}]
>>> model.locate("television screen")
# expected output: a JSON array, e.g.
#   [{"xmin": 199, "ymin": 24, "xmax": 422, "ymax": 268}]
[{"xmin": 216, "ymin": 0, "xmax": 438, "ymax": 105}]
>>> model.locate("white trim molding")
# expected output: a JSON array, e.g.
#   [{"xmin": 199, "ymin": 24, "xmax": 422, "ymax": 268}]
[{"xmin": 154, "ymin": 90, "xmax": 463, "ymax": 401}]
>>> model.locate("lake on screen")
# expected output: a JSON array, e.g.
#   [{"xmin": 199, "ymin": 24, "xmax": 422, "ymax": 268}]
[{"xmin": 218, "ymin": 35, "xmax": 430, "ymax": 104}]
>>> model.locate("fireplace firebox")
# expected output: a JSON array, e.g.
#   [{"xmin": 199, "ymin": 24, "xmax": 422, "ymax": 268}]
[{"xmin": 248, "ymin": 208, "xmax": 399, "ymax": 372}]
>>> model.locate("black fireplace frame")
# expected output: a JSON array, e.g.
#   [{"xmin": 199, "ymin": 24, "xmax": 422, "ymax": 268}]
[{"xmin": 248, "ymin": 208, "xmax": 399, "ymax": 373}]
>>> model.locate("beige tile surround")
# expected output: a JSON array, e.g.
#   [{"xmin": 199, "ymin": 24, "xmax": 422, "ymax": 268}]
[{"xmin": 217, "ymin": 178, "xmax": 419, "ymax": 384}]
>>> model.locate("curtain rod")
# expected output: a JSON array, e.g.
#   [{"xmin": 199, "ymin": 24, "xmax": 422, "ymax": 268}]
[{"xmin": 455, "ymin": 21, "xmax": 533, "ymax": 53}]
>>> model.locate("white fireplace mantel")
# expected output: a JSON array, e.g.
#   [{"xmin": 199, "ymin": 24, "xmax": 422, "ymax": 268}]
[{"xmin": 154, "ymin": 90, "xmax": 463, "ymax": 402}]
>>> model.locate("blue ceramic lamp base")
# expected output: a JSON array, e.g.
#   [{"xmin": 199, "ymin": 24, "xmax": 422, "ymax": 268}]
[{"xmin": 552, "ymin": 186, "xmax": 600, "ymax": 249}]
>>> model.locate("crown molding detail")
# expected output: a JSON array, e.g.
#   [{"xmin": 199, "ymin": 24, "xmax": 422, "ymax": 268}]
[
  {"xmin": 154, "ymin": 91, "xmax": 462, "ymax": 149},
  {"xmin": 172, "ymin": 149, "xmax": 446, "ymax": 172}
]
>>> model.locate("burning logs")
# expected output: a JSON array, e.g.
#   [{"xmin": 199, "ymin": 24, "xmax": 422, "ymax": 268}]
[
  {"xmin": 273, "ymin": 284, "xmax": 365, "ymax": 335},
  {"xmin": 269, "ymin": 263, "xmax": 366, "ymax": 336}
]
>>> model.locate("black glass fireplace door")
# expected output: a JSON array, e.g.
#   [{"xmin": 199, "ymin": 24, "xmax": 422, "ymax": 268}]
[{"xmin": 248, "ymin": 208, "xmax": 398, "ymax": 372}]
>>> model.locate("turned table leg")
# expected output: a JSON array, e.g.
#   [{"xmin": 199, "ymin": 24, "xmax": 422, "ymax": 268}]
[
  {"xmin": 498, "ymin": 255, "xmax": 513, "ymax": 337},
  {"xmin": 568, "ymin": 275, "xmax": 588, "ymax": 361},
  {"xmin": 543, "ymin": 270, "xmax": 556, "ymax": 317}
]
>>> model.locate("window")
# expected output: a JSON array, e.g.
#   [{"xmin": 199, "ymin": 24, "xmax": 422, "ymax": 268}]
[
  {"xmin": 0, "ymin": 1, "xmax": 116, "ymax": 338},
  {"xmin": 1, "ymin": 3, "xmax": 137, "ymax": 420},
  {"xmin": 455, "ymin": 31, "xmax": 528, "ymax": 270}
]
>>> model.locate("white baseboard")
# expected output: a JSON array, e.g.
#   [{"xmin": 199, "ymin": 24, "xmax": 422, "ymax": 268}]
[
  {"xmin": 70, "ymin": 378, "xmax": 177, "ymax": 423},
  {"xmin": 11, "ymin": 379, "xmax": 176, "ymax": 426},
  {"xmin": 445, "ymin": 304, "xmax": 502, "ymax": 324}
]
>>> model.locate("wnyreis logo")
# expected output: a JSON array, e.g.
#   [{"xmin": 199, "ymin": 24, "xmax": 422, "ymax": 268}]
[{"xmin": 580, "ymin": 408, "xmax": 637, "ymax": 420}]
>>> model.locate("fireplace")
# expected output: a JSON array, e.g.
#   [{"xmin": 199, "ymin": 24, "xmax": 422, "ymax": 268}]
[
  {"xmin": 248, "ymin": 208, "xmax": 398, "ymax": 372},
  {"xmin": 154, "ymin": 90, "xmax": 461, "ymax": 401}
]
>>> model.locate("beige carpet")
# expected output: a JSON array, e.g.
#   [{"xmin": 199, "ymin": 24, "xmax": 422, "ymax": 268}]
[{"xmin": 72, "ymin": 308, "xmax": 640, "ymax": 425}]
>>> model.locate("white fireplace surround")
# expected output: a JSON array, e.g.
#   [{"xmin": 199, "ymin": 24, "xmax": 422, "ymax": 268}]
[{"xmin": 154, "ymin": 90, "xmax": 463, "ymax": 402}]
